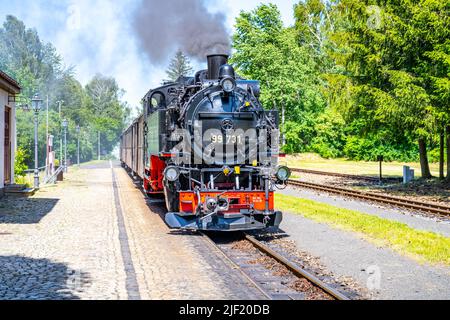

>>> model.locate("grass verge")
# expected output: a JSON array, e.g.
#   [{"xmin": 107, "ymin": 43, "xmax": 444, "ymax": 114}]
[{"xmin": 276, "ymin": 193, "xmax": 450, "ymax": 266}]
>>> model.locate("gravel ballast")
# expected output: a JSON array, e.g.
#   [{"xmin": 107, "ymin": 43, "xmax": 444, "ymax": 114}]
[{"xmin": 277, "ymin": 189, "xmax": 450, "ymax": 300}]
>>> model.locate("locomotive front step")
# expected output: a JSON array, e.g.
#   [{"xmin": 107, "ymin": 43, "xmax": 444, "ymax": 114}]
[{"xmin": 165, "ymin": 211, "xmax": 283, "ymax": 232}]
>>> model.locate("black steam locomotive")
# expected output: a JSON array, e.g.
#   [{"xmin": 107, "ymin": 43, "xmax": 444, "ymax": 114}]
[{"xmin": 120, "ymin": 54, "xmax": 290, "ymax": 231}]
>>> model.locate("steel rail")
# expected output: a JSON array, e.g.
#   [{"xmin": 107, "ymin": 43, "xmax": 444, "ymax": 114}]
[
  {"xmin": 244, "ymin": 234, "xmax": 350, "ymax": 301},
  {"xmin": 291, "ymin": 168, "xmax": 401, "ymax": 182},
  {"xmin": 288, "ymin": 179, "xmax": 450, "ymax": 215},
  {"xmin": 201, "ymin": 232, "xmax": 350, "ymax": 300},
  {"xmin": 200, "ymin": 232, "xmax": 272, "ymax": 300}
]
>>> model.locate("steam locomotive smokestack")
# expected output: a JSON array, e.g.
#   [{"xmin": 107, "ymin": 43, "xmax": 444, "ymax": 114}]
[{"xmin": 207, "ymin": 54, "xmax": 229, "ymax": 80}]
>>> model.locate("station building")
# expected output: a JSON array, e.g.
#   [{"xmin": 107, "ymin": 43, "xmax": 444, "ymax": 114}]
[{"xmin": 0, "ymin": 70, "xmax": 21, "ymax": 197}]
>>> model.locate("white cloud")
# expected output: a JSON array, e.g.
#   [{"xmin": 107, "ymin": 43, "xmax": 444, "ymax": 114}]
[
  {"xmin": 52, "ymin": 0, "xmax": 153, "ymax": 112},
  {"xmin": 208, "ymin": 0, "xmax": 296, "ymax": 28},
  {"xmin": 0, "ymin": 0, "xmax": 296, "ymax": 114}
]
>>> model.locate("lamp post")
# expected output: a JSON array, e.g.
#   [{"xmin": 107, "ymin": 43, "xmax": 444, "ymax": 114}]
[
  {"xmin": 56, "ymin": 100, "xmax": 64, "ymax": 164},
  {"xmin": 76, "ymin": 125, "xmax": 80, "ymax": 167},
  {"xmin": 98, "ymin": 131, "xmax": 101, "ymax": 161},
  {"xmin": 62, "ymin": 119, "xmax": 68, "ymax": 173},
  {"xmin": 31, "ymin": 94, "xmax": 43, "ymax": 189}
]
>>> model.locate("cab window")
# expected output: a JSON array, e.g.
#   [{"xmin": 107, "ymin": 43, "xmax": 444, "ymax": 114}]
[{"xmin": 151, "ymin": 92, "xmax": 165, "ymax": 109}]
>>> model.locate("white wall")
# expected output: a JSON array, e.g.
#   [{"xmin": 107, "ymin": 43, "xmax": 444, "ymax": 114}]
[{"xmin": 0, "ymin": 88, "xmax": 16, "ymax": 189}]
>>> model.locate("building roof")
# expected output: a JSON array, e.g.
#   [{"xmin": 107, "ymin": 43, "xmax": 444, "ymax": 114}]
[{"xmin": 0, "ymin": 70, "xmax": 21, "ymax": 95}]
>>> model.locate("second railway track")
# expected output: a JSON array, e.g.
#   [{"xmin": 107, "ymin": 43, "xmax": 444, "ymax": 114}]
[
  {"xmin": 288, "ymin": 179, "xmax": 450, "ymax": 216},
  {"xmin": 291, "ymin": 168, "xmax": 401, "ymax": 183}
]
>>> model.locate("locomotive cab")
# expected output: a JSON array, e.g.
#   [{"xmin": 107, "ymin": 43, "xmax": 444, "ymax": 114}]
[{"xmin": 138, "ymin": 54, "xmax": 289, "ymax": 231}]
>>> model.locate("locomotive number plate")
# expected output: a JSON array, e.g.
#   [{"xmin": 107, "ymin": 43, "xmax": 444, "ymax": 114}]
[{"xmin": 211, "ymin": 135, "xmax": 243, "ymax": 145}]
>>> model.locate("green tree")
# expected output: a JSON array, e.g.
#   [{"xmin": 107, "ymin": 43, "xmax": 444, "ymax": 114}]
[
  {"xmin": 166, "ymin": 50, "xmax": 193, "ymax": 81},
  {"xmin": 85, "ymin": 74, "xmax": 130, "ymax": 157},
  {"xmin": 325, "ymin": 0, "xmax": 449, "ymax": 178},
  {"xmin": 0, "ymin": 15, "xmax": 64, "ymax": 99},
  {"xmin": 232, "ymin": 4, "xmax": 330, "ymax": 155},
  {"xmin": 1, "ymin": 15, "xmax": 130, "ymax": 166}
]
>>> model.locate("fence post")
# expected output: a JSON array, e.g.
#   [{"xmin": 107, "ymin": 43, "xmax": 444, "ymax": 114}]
[{"xmin": 403, "ymin": 166, "xmax": 413, "ymax": 184}]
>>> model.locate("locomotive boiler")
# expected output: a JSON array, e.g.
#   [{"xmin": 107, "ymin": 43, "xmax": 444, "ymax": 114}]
[{"xmin": 120, "ymin": 54, "xmax": 290, "ymax": 231}]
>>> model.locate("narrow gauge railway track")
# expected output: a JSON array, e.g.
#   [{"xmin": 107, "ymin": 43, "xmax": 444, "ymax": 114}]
[
  {"xmin": 288, "ymin": 179, "xmax": 450, "ymax": 216},
  {"xmin": 201, "ymin": 232, "xmax": 350, "ymax": 300},
  {"xmin": 291, "ymin": 168, "xmax": 401, "ymax": 183}
]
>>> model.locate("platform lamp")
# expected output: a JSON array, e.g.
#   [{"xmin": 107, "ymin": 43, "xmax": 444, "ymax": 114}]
[
  {"xmin": 62, "ymin": 119, "xmax": 68, "ymax": 173},
  {"xmin": 31, "ymin": 94, "xmax": 43, "ymax": 189},
  {"xmin": 76, "ymin": 125, "xmax": 80, "ymax": 167}
]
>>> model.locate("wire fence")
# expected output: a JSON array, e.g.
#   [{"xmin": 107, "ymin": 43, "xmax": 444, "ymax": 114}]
[{"xmin": 18, "ymin": 166, "xmax": 61, "ymax": 187}]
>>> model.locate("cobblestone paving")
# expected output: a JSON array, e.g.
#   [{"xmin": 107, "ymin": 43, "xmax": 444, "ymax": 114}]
[
  {"xmin": 0, "ymin": 161, "xmax": 263, "ymax": 300},
  {"xmin": 0, "ymin": 166, "xmax": 127, "ymax": 300}
]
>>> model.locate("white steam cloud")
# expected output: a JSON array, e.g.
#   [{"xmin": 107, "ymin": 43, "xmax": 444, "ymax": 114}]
[{"xmin": 133, "ymin": 0, "xmax": 231, "ymax": 63}]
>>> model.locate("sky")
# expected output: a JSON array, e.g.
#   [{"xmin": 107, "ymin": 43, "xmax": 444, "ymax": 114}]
[{"xmin": 0, "ymin": 0, "xmax": 296, "ymax": 116}]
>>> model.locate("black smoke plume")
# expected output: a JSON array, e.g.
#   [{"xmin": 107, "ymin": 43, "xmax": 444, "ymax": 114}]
[{"xmin": 133, "ymin": 0, "xmax": 231, "ymax": 63}]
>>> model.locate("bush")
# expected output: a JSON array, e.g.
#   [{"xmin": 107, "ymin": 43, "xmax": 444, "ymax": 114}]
[
  {"xmin": 343, "ymin": 136, "xmax": 419, "ymax": 162},
  {"xmin": 282, "ymin": 110, "xmax": 346, "ymax": 158},
  {"xmin": 282, "ymin": 120, "xmax": 312, "ymax": 154},
  {"xmin": 14, "ymin": 147, "xmax": 29, "ymax": 177},
  {"xmin": 310, "ymin": 137, "xmax": 342, "ymax": 158},
  {"xmin": 428, "ymin": 148, "xmax": 447, "ymax": 163}
]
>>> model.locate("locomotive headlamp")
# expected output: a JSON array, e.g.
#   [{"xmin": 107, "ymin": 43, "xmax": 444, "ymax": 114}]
[
  {"xmin": 275, "ymin": 166, "xmax": 291, "ymax": 182},
  {"xmin": 164, "ymin": 166, "xmax": 180, "ymax": 182},
  {"xmin": 217, "ymin": 198, "xmax": 230, "ymax": 211},
  {"xmin": 206, "ymin": 198, "xmax": 218, "ymax": 212},
  {"xmin": 220, "ymin": 77, "xmax": 236, "ymax": 93}
]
